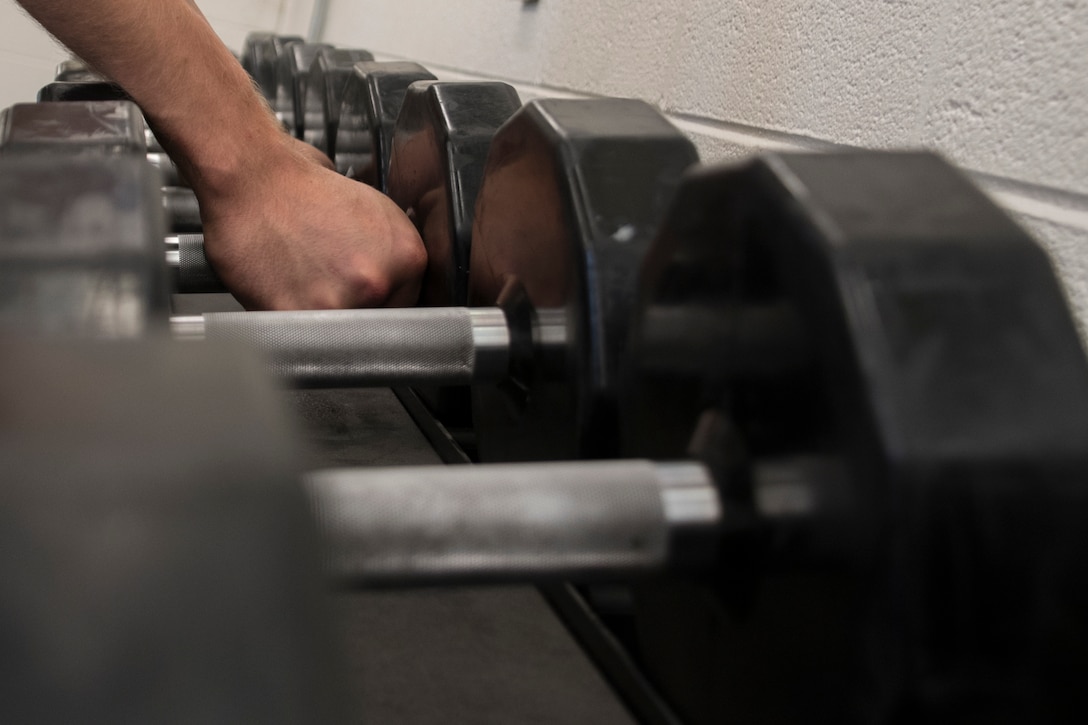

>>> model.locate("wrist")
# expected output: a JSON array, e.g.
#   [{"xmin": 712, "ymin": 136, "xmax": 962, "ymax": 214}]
[{"xmin": 146, "ymin": 68, "xmax": 290, "ymax": 198}]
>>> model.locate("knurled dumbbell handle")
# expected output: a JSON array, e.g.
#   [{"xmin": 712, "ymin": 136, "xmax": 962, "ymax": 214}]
[
  {"xmin": 172, "ymin": 307, "xmax": 512, "ymax": 387},
  {"xmin": 164, "ymin": 234, "xmax": 225, "ymax": 294},
  {"xmin": 305, "ymin": 459, "xmax": 721, "ymax": 586}
]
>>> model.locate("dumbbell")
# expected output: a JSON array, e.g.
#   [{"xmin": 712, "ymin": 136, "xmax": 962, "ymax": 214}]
[
  {"xmin": 0, "ymin": 100, "xmax": 199, "ymax": 230},
  {"xmin": 7, "ymin": 105, "xmax": 1088, "ymax": 722},
  {"xmin": 39, "ymin": 73, "xmax": 165, "ymax": 158},
  {"xmin": 0, "ymin": 153, "xmax": 167, "ymax": 339},
  {"xmin": 300, "ymin": 47, "xmax": 375, "ymax": 154},
  {"xmin": 161, "ymin": 80, "xmax": 519, "ymax": 303},
  {"xmin": 159, "ymin": 80, "xmax": 520, "ymax": 301},
  {"xmin": 333, "ymin": 60, "xmax": 436, "ymax": 187},
  {"xmin": 271, "ymin": 41, "xmax": 333, "ymax": 136},
  {"xmin": 298, "ymin": 152, "xmax": 1088, "ymax": 723},
  {"xmin": 28, "ymin": 147, "xmax": 1086, "ymax": 720},
  {"xmin": 175, "ymin": 96, "xmax": 697, "ymax": 464},
  {"xmin": 38, "ymin": 76, "xmax": 187, "ymax": 188},
  {"xmin": 240, "ymin": 31, "xmax": 303, "ymax": 101},
  {"xmin": 53, "ymin": 57, "xmax": 100, "ymax": 83},
  {"xmin": 0, "ymin": 337, "xmax": 351, "ymax": 721}
]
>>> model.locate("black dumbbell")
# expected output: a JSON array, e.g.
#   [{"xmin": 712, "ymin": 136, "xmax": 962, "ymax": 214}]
[
  {"xmin": 240, "ymin": 31, "xmax": 303, "ymax": 101},
  {"xmin": 305, "ymin": 153, "xmax": 1088, "ymax": 723},
  {"xmin": 9, "ymin": 91, "xmax": 1088, "ymax": 723},
  {"xmin": 163, "ymin": 80, "xmax": 520, "ymax": 303},
  {"xmin": 172, "ymin": 97, "xmax": 696, "ymax": 463},
  {"xmin": 333, "ymin": 60, "xmax": 436, "ymax": 188},
  {"xmin": 159, "ymin": 81, "xmax": 521, "ymax": 302},
  {"xmin": 130, "ymin": 142, "xmax": 1088, "ymax": 722},
  {"xmin": 34, "ymin": 77, "xmax": 181, "ymax": 183},
  {"xmin": 383, "ymin": 80, "xmax": 523, "ymax": 426},
  {"xmin": 271, "ymin": 41, "xmax": 333, "ymax": 137},
  {"xmin": 300, "ymin": 47, "xmax": 375, "ymax": 154}
]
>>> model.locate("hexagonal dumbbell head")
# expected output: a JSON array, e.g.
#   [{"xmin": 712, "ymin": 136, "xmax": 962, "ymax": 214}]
[
  {"xmin": 468, "ymin": 98, "xmax": 699, "ymax": 462},
  {"xmin": 621, "ymin": 152, "xmax": 1088, "ymax": 723},
  {"xmin": 334, "ymin": 61, "xmax": 435, "ymax": 189}
]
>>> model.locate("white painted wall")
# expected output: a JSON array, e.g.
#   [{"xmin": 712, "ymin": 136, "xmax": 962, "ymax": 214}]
[
  {"xmin": 0, "ymin": 0, "xmax": 314, "ymax": 108},
  {"xmin": 314, "ymin": 0, "xmax": 1088, "ymax": 337}
]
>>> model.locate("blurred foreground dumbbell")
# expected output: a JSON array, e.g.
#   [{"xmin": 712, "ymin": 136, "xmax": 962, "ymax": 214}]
[
  {"xmin": 0, "ymin": 101, "xmax": 199, "ymax": 230},
  {"xmin": 0, "ymin": 153, "xmax": 167, "ymax": 338},
  {"xmin": 0, "ymin": 337, "xmax": 352, "ymax": 721}
]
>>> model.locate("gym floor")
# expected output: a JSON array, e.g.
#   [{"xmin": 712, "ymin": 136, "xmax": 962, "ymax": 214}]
[{"xmin": 295, "ymin": 387, "xmax": 635, "ymax": 724}]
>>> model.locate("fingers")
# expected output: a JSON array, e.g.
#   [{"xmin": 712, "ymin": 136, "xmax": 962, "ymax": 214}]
[{"xmin": 199, "ymin": 157, "xmax": 426, "ymax": 312}]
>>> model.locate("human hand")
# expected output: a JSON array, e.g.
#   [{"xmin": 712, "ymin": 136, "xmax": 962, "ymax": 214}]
[{"xmin": 195, "ymin": 138, "xmax": 426, "ymax": 310}]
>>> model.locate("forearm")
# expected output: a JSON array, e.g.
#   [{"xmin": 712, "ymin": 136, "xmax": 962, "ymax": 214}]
[{"xmin": 16, "ymin": 0, "xmax": 286, "ymax": 193}]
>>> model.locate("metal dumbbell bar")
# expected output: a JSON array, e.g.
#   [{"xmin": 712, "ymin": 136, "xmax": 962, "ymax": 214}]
[{"xmin": 309, "ymin": 458, "xmax": 721, "ymax": 586}]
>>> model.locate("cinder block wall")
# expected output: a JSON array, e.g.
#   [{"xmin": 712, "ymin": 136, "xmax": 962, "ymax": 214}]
[{"xmin": 316, "ymin": 0, "xmax": 1088, "ymax": 337}]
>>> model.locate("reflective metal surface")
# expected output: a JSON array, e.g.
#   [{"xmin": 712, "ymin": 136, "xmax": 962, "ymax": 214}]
[
  {"xmin": 196, "ymin": 306, "xmax": 510, "ymax": 387},
  {"xmin": 307, "ymin": 459, "xmax": 719, "ymax": 586}
]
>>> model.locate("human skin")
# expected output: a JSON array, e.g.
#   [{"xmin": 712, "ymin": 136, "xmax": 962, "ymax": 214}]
[{"xmin": 15, "ymin": 0, "xmax": 426, "ymax": 310}]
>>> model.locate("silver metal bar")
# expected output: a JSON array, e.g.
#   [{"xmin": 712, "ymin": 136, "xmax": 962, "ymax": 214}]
[
  {"xmin": 171, "ymin": 315, "xmax": 205, "ymax": 341},
  {"xmin": 305, "ymin": 459, "xmax": 721, "ymax": 586},
  {"xmin": 183, "ymin": 307, "xmax": 511, "ymax": 387},
  {"xmin": 163, "ymin": 186, "xmax": 201, "ymax": 232}
]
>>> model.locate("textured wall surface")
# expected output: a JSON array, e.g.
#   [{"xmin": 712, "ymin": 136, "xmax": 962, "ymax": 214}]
[
  {"xmin": 0, "ymin": 0, "xmax": 311, "ymax": 107},
  {"xmin": 317, "ymin": 0, "xmax": 1088, "ymax": 337}
]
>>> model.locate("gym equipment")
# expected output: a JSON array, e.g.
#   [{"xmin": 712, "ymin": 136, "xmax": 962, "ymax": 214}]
[
  {"xmin": 165, "ymin": 233, "xmax": 223, "ymax": 293},
  {"xmin": 0, "ymin": 100, "xmax": 196, "ymax": 228},
  {"xmin": 166, "ymin": 149, "xmax": 1088, "ymax": 721},
  {"xmin": 162, "ymin": 79, "xmax": 520, "ymax": 298},
  {"xmin": 387, "ymin": 80, "xmax": 522, "ymax": 307},
  {"xmin": 164, "ymin": 81, "xmax": 521, "ymax": 299},
  {"xmin": 616, "ymin": 152, "xmax": 1088, "ymax": 724},
  {"xmin": 0, "ymin": 337, "xmax": 350, "ymax": 721},
  {"xmin": 0, "ymin": 100, "xmax": 145, "ymax": 157},
  {"xmin": 385, "ymin": 80, "xmax": 522, "ymax": 425},
  {"xmin": 7, "ymin": 80, "xmax": 1088, "ymax": 718},
  {"xmin": 38, "ymin": 79, "xmax": 128, "ymax": 103},
  {"xmin": 240, "ymin": 32, "xmax": 303, "ymax": 101},
  {"xmin": 272, "ymin": 41, "xmax": 333, "ymax": 138},
  {"xmin": 308, "ymin": 459, "xmax": 720, "ymax": 586},
  {"xmin": 54, "ymin": 57, "xmax": 100, "ymax": 83},
  {"xmin": 333, "ymin": 60, "xmax": 436, "ymax": 187},
  {"xmin": 0, "ymin": 154, "xmax": 167, "ymax": 338},
  {"xmin": 174, "ymin": 98, "xmax": 697, "ymax": 464},
  {"xmin": 301, "ymin": 47, "xmax": 375, "ymax": 154},
  {"xmin": 12, "ymin": 96, "xmax": 181, "ymax": 184},
  {"xmin": 301, "ymin": 152, "xmax": 1088, "ymax": 723}
]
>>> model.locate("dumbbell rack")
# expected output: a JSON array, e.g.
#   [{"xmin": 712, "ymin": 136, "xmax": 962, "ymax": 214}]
[
  {"xmin": 393, "ymin": 383, "xmax": 681, "ymax": 725},
  {"xmin": 5, "ymin": 32, "xmax": 1088, "ymax": 725},
  {"xmin": 269, "ymin": 378, "xmax": 669, "ymax": 723}
]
